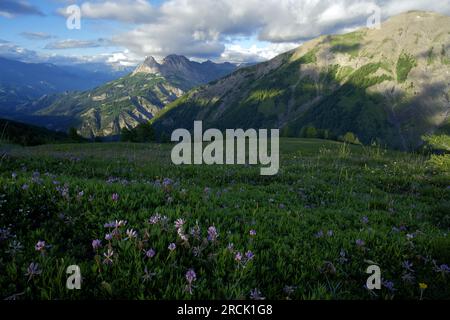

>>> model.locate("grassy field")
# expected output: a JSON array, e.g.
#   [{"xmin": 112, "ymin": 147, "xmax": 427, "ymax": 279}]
[{"xmin": 0, "ymin": 138, "xmax": 449, "ymax": 300}]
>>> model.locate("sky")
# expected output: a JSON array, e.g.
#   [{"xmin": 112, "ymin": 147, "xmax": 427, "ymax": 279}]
[{"xmin": 0, "ymin": 0, "xmax": 449, "ymax": 67}]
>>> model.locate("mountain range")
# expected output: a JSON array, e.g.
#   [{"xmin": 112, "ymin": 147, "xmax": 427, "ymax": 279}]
[
  {"xmin": 1, "ymin": 55, "xmax": 238, "ymax": 138},
  {"xmin": 0, "ymin": 57, "xmax": 131, "ymax": 111},
  {"xmin": 152, "ymin": 11, "xmax": 450, "ymax": 149}
]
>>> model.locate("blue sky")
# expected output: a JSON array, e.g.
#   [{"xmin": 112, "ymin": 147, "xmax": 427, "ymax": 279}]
[{"xmin": 0, "ymin": 0, "xmax": 449, "ymax": 67}]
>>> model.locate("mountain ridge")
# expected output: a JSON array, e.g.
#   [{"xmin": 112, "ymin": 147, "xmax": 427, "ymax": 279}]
[{"xmin": 151, "ymin": 11, "xmax": 450, "ymax": 149}]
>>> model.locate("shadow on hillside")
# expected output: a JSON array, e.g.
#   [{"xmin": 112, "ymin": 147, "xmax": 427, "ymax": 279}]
[{"xmin": 153, "ymin": 60, "xmax": 449, "ymax": 151}]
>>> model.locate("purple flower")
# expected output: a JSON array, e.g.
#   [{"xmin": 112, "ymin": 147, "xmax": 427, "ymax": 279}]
[
  {"xmin": 361, "ymin": 216, "xmax": 369, "ymax": 224},
  {"xmin": 149, "ymin": 214, "xmax": 161, "ymax": 225},
  {"xmin": 207, "ymin": 226, "xmax": 218, "ymax": 242},
  {"xmin": 22, "ymin": 184, "xmax": 29, "ymax": 190},
  {"xmin": 249, "ymin": 230, "xmax": 257, "ymax": 236},
  {"xmin": 11, "ymin": 172, "xmax": 17, "ymax": 179},
  {"xmin": 104, "ymin": 221, "xmax": 115, "ymax": 228},
  {"xmin": 434, "ymin": 264, "xmax": 450, "ymax": 274},
  {"xmin": 25, "ymin": 262, "xmax": 41, "ymax": 281},
  {"xmin": 111, "ymin": 193, "xmax": 119, "ymax": 201},
  {"xmin": 162, "ymin": 178, "xmax": 173, "ymax": 187},
  {"xmin": 382, "ymin": 280, "xmax": 396, "ymax": 292},
  {"xmin": 234, "ymin": 252, "xmax": 243, "ymax": 262},
  {"xmin": 145, "ymin": 248, "xmax": 155, "ymax": 258},
  {"xmin": 168, "ymin": 243, "xmax": 176, "ymax": 251},
  {"xmin": 250, "ymin": 288, "xmax": 265, "ymax": 300},
  {"xmin": 186, "ymin": 269, "xmax": 197, "ymax": 284},
  {"xmin": 35, "ymin": 241, "xmax": 45, "ymax": 252},
  {"xmin": 355, "ymin": 239, "xmax": 365, "ymax": 247},
  {"xmin": 185, "ymin": 269, "xmax": 197, "ymax": 294},
  {"xmin": 174, "ymin": 218, "xmax": 185, "ymax": 229},
  {"xmin": 92, "ymin": 239, "xmax": 102, "ymax": 250},
  {"xmin": 327, "ymin": 230, "xmax": 334, "ymax": 237},
  {"xmin": 227, "ymin": 243, "xmax": 234, "ymax": 252},
  {"xmin": 245, "ymin": 251, "xmax": 255, "ymax": 261},
  {"xmin": 105, "ymin": 233, "xmax": 113, "ymax": 241},
  {"xmin": 402, "ymin": 260, "xmax": 413, "ymax": 272}
]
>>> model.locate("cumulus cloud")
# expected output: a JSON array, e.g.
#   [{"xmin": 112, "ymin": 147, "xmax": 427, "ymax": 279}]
[
  {"xmin": 45, "ymin": 38, "xmax": 113, "ymax": 50},
  {"xmin": 0, "ymin": 0, "xmax": 44, "ymax": 18},
  {"xmin": 105, "ymin": 0, "xmax": 450, "ymax": 62}
]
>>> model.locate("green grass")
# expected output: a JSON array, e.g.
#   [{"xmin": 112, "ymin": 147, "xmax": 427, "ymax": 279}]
[
  {"xmin": 396, "ymin": 52, "xmax": 417, "ymax": 83},
  {"xmin": 0, "ymin": 139, "xmax": 449, "ymax": 300}
]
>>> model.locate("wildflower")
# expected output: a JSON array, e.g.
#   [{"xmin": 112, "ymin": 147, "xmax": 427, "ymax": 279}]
[
  {"xmin": 22, "ymin": 184, "xmax": 29, "ymax": 190},
  {"xmin": 35, "ymin": 240, "xmax": 46, "ymax": 252},
  {"xmin": 327, "ymin": 230, "xmax": 334, "ymax": 237},
  {"xmin": 434, "ymin": 264, "xmax": 450, "ymax": 274},
  {"xmin": 355, "ymin": 239, "xmax": 365, "ymax": 247},
  {"xmin": 104, "ymin": 221, "xmax": 115, "ymax": 228},
  {"xmin": 168, "ymin": 243, "xmax": 176, "ymax": 251},
  {"xmin": 185, "ymin": 269, "xmax": 197, "ymax": 294},
  {"xmin": 234, "ymin": 252, "xmax": 242, "ymax": 262},
  {"xmin": 126, "ymin": 229, "xmax": 138, "ymax": 239},
  {"xmin": 250, "ymin": 288, "xmax": 265, "ymax": 300},
  {"xmin": 174, "ymin": 218, "xmax": 185, "ymax": 229},
  {"xmin": 149, "ymin": 214, "xmax": 161, "ymax": 225},
  {"xmin": 245, "ymin": 251, "xmax": 255, "ymax": 261},
  {"xmin": 177, "ymin": 228, "xmax": 188, "ymax": 242},
  {"xmin": 401, "ymin": 272, "xmax": 415, "ymax": 283},
  {"xmin": 103, "ymin": 248, "xmax": 114, "ymax": 265},
  {"xmin": 186, "ymin": 269, "xmax": 197, "ymax": 283},
  {"xmin": 105, "ymin": 233, "xmax": 113, "ymax": 241},
  {"xmin": 92, "ymin": 239, "xmax": 102, "ymax": 250},
  {"xmin": 117, "ymin": 220, "xmax": 127, "ymax": 228},
  {"xmin": 142, "ymin": 266, "xmax": 156, "ymax": 283},
  {"xmin": 227, "ymin": 243, "xmax": 234, "ymax": 252},
  {"xmin": 249, "ymin": 229, "xmax": 257, "ymax": 236},
  {"xmin": 111, "ymin": 193, "xmax": 119, "ymax": 201},
  {"xmin": 11, "ymin": 172, "xmax": 17, "ymax": 179},
  {"xmin": 145, "ymin": 249, "xmax": 155, "ymax": 258},
  {"xmin": 402, "ymin": 260, "xmax": 413, "ymax": 272},
  {"xmin": 406, "ymin": 233, "xmax": 415, "ymax": 240},
  {"xmin": 419, "ymin": 282, "xmax": 427, "ymax": 300},
  {"xmin": 207, "ymin": 226, "xmax": 218, "ymax": 242},
  {"xmin": 190, "ymin": 224, "xmax": 201, "ymax": 239},
  {"xmin": 315, "ymin": 230, "xmax": 324, "ymax": 238},
  {"xmin": 361, "ymin": 216, "xmax": 369, "ymax": 224},
  {"xmin": 339, "ymin": 249, "xmax": 348, "ymax": 264},
  {"xmin": 25, "ymin": 262, "xmax": 41, "ymax": 281},
  {"xmin": 382, "ymin": 280, "xmax": 396, "ymax": 292},
  {"xmin": 162, "ymin": 177, "xmax": 173, "ymax": 187}
]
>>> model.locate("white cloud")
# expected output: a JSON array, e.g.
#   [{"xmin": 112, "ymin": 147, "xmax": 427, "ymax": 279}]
[
  {"xmin": 220, "ymin": 42, "xmax": 300, "ymax": 63},
  {"xmin": 106, "ymin": 0, "xmax": 450, "ymax": 61}
]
